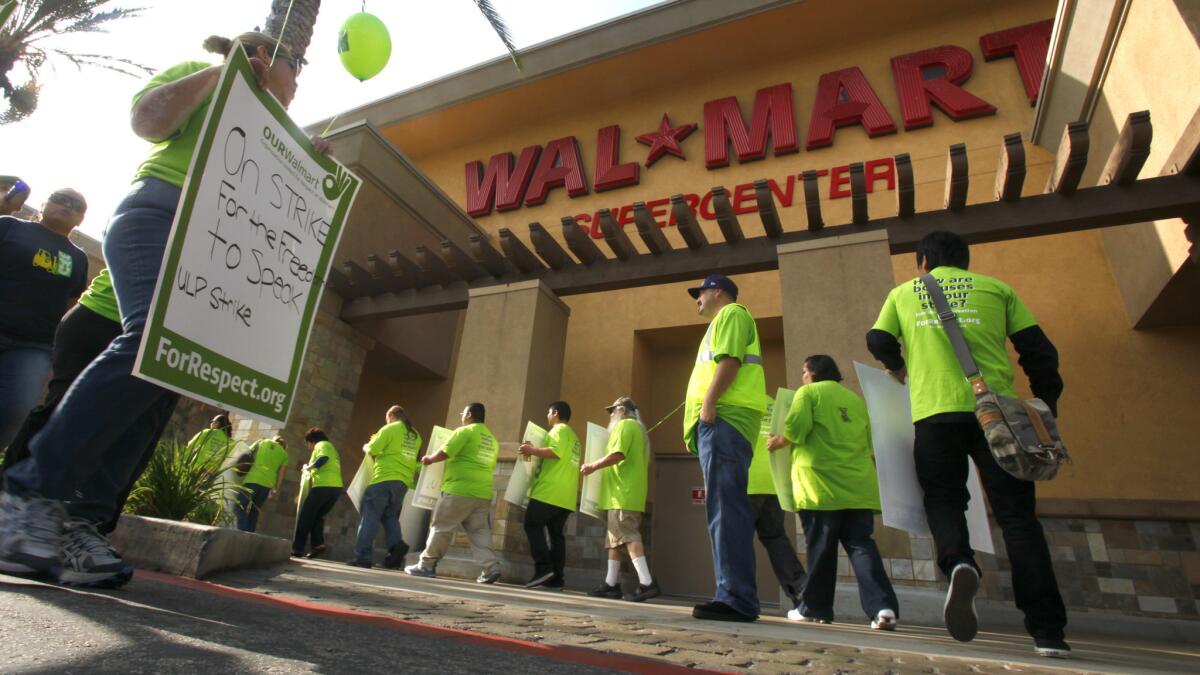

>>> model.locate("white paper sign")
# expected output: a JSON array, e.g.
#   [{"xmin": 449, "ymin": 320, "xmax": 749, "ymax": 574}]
[
  {"xmin": 504, "ymin": 422, "xmax": 548, "ymax": 507},
  {"xmin": 346, "ymin": 455, "xmax": 373, "ymax": 513},
  {"xmin": 854, "ymin": 362, "xmax": 993, "ymax": 554},
  {"xmin": 580, "ymin": 422, "xmax": 608, "ymax": 521},
  {"xmin": 411, "ymin": 426, "xmax": 453, "ymax": 511},
  {"xmin": 759, "ymin": 398, "xmax": 797, "ymax": 512}
]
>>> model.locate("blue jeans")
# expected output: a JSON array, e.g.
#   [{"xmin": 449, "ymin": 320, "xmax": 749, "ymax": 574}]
[
  {"xmin": 0, "ymin": 336, "xmax": 52, "ymax": 451},
  {"xmin": 697, "ymin": 417, "xmax": 759, "ymax": 617},
  {"xmin": 353, "ymin": 481, "xmax": 407, "ymax": 562},
  {"xmin": 798, "ymin": 509, "xmax": 899, "ymax": 621},
  {"xmin": 7, "ymin": 178, "xmax": 181, "ymax": 508},
  {"xmin": 234, "ymin": 483, "xmax": 272, "ymax": 532}
]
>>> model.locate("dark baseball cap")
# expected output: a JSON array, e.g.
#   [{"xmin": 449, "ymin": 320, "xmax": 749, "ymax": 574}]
[
  {"xmin": 605, "ymin": 396, "xmax": 638, "ymax": 413},
  {"xmin": 688, "ymin": 274, "xmax": 738, "ymax": 300}
]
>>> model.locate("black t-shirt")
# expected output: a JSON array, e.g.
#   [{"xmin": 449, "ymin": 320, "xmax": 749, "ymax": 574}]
[{"xmin": 0, "ymin": 216, "xmax": 88, "ymax": 344}]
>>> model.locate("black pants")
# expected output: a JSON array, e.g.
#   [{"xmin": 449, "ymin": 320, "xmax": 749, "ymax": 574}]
[
  {"xmin": 0, "ymin": 304, "xmax": 177, "ymax": 533},
  {"xmin": 798, "ymin": 509, "xmax": 898, "ymax": 620},
  {"xmin": 748, "ymin": 493, "xmax": 807, "ymax": 605},
  {"xmin": 523, "ymin": 498, "xmax": 571, "ymax": 580},
  {"xmin": 293, "ymin": 486, "xmax": 341, "ymax": 553},
  {"xmin": 235, "ymin": 483, "xmax": 272, "ymax": 533},
  {"xmin": 914, "ymin": 419, "xmax": 1067, "ymax": 641}
]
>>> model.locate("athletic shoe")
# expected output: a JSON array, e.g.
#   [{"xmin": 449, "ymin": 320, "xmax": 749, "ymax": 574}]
[
  {"xmin": 786, "ymin": 607, "xmax": 831, "ymax": 624},
  {"xmin": 58, "ymin": 519, "xmax": 133, "ymax": 588},
  {"xmin": 587, "ymin": 581, "xmax": 622, "ymax": 599},
  {"xmin": 404, "ymin": 563, "xmax": 436, "ymax": 578},
  {"xmin": 539, "ymin": 578, "xmax": 565, "ymax": 591},
  {"xmin": 0, "ymin": 490, "xmax": 66, "ymax": 577},
  {"xmin": 524, "ymin": 570, "xmax": 555, "ymax": 588},
  {"xmin": 693, "ymin": 601, "xmax": 757, "ymax": 622},
  {"xmin": 304, "ymin": 544, "xmax": 328, "ymax": 559},
  {"xmin": 1034, "ymin": 638, "xmax": 1072, "ymax": 658},
  {"xmin": 383, "ymin": 542, "xmax": 409, "ymax": 569},
  {"xmin": 624, "ymin": 578, "xmax": 661, "ymax": 602},
  {"xmin": 871, "ymin": 609, "xmax": 898, "ymax": 631},
  {"xmin": 346, "ymin": 559, "xmax": 372, "ymax": 568},
  {"xmin": 476, "ymin": 568, "xmax": 501, "ymax": 584},
  {"xmin": 944, "ymin": 563, "xmax": 980, "ymax": 642}
]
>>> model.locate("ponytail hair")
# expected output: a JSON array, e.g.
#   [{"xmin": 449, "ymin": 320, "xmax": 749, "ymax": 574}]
[
  {"xmin": 202, "ymin": 31, "xmax": 292, "ymax": 62},
  {"xmin": 388, "ymin": 405, "xmax": 417, "ymax": 440}
]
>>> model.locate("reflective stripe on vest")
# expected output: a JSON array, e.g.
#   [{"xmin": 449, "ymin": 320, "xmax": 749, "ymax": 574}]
[{"xmin": 696, "ymin": 321, "xmax": 763, "ymax": 364}]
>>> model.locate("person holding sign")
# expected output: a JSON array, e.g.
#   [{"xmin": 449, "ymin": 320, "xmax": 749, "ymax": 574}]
[
  {"xmin": 518, "ymin": 401, "xmax": 580, "ymax": 590},
  {"xmin": 348, "ymin": 405, "xmax": 421, "ymax": 569},
  {"xmin": 767, "ymin": 355, "xmax": 899, "ymax": 630},
  {"xmin": 234, "ymin": 435, "xmax": 288, "ymax": 533},
  {"xmin": 866, "ymin": 231, "xmax": 1068, "ymax": 657},
  {"xmin": 292, "ymin": 428, "xmax": 343, "ymax": 559},
  {"xmin": 0, "ymin": 31, "xmax": 327, "ymax": 588},
  {"xmin": 186, "ymin": 414, "xmax": 234, "ymax": 464},
  {"xmin": 747, "ymin": 407, "xmax": 808, "ymax": 610},
  {"xmin": 683, "ymin": 274, "xmax": 768, "ymax": 623},
  {"xmin": 405, "ymin": 403, "xmax": 501, "ymax": 584},
  {"xmin": 583, "ymin": 397, "xmax": 659, "ymax": 602}
]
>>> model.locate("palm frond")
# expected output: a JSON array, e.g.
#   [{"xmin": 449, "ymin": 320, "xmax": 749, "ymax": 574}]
[
  {"xmin": 51, "ymin": 49, "xmax": 154, "ymax": 76},
  {"xmin": 472, "ymin": 0, "xmax": 522, "ymax": 72}
]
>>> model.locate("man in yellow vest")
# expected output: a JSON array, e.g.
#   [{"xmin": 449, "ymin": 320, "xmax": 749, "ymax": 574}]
[{"xmin": 684, "ymin": 274, "xmax": 768, "ymax": 622}]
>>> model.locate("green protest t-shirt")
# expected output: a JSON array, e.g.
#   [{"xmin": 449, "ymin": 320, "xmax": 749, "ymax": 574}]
[
  {"xmin": 307, "ymin": 440, "xmax": 343, "ymax": 489},
  {"xmin": 367, "ymin": 421, "xmax": 421, "ymax": 488},
  {"xmin": 77, "ymin": 269, "xmax": 120, "ymax": 324},
  {"xmin": 187, "ymin": 428, "xmax": 231, "ymax": 465},
  {"xmin": 747, "ymin": 402, "xmax": 776, "ymax": 495},
  {"xmin": 684, "ymin": 303, "xmax": 768, "ymax": 454},
  {"xmin": 599, "ymin": 418, "xmax": 648, "ymax": 512},
  {"xmin": 872, "ymin": 266, "xmax": 1038, "ymax": 422},
  {"xmin": 442, "ymin": 423, "xmax": 498, "ymax": 500},
  {"xmin": 243, "ymin": 439, "xmax": 288, "ymax": 488},
  {"xmin": 783, "ymin": 380, "xmax": 880, "ymax": 511},
  {"xmin": 132, "ymin": 60, "xmax": 215, "ymax": 188},
  {"xmin": 529, "ymin": 422, "xmax": 581, "ymax": 511}
]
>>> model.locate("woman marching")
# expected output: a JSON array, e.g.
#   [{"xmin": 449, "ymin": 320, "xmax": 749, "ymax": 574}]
[{"xmin": 293, "ymin": 428, "xmax": 343, "ymax": 559}]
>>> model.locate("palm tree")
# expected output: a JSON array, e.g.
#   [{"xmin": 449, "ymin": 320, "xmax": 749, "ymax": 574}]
[
  {"xmin": 264, "ymin": 0, "xmax": 521, "ymax": 70},
  {"xmin": 0, "ymin": 0, "xmax": 152, "ymax": 123}
]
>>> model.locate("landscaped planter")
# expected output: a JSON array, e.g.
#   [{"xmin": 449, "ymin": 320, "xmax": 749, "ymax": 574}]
[{"xmin": 108, "ymin": 514, "xmax": 291, "ymax": 578}]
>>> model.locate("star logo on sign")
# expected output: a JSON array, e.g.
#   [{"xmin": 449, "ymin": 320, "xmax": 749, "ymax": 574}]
[{"xmin": 636, "ymin": 113, "xmax": 697, "ymax": 167}]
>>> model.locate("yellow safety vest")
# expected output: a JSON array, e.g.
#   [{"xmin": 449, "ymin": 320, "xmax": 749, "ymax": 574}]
[{"xmin": 685, "ymin": 303, "xmax": 768, "ymax": 412}]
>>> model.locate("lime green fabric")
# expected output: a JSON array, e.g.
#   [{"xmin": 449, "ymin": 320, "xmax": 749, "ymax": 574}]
[
  {"xmin": 307, "ymin": 440, "xmax": 343, "ymax": 489},
  {"xmin": 77, "ymin": 269, "xmax": 120, "ymax": 324},
  {"xmin": 746, "ymin": 401, "xmax": 776, "ymax": 494},
  {"xmin": 783, "ymin": 380, "xmax": 880, "ymax": 511},
  {"xmin": 872, "ymin": 266, "xmax": 1038, "ymax": 422},
  {"xmin": 441, "ymin": 423, "xmax": 498, "ymax": 500},
  {"xmin": 684, "ymin": 303, "xmax": 767, "ymax": 454},
  {"xmin": 132, "ymin": 60, "xmax": 215, "ymax": 187},
  {"xmin": 186, "ymin": 428, "xmax": 231, "ymax": 465},
  {"xmin": 530, "ymin": 423, "xmax": 581, "ymax": 511},
  {"xmin": 599, "ymin": 418, "xmax": 647, "ymax": 512},
  {"xmin": 366, "ymin": 421, "xmax": 421, "ymax": 488},
  {"xmin": 243, "ymin": 439, "xmax": 288, "ymax": 488}
]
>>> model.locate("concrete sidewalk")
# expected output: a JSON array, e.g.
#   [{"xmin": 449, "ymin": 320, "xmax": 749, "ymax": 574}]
[{"xmin": 208, "ymin": 559, "xmax": 1199, "ymax": 674}]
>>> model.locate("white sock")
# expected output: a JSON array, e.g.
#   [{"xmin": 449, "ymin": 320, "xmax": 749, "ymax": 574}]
[
  {"xmin": 632, "ymin": 556, "xmax": 653, "ymax": 585},
  {"xmin": 606, "ymin": 559, "xmax": 621, "ymax": 585}
]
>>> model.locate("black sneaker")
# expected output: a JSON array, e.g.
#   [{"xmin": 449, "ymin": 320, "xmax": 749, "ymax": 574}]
[
  {"xmin": 525, "ymin": 570, "xmax": 555, "ymax": 588},
  {"xmin": 383, "ymin": 542, "xmax": 409, "ymax": 569},
  {"xmin": 1034, "ymin": 638, "xmax": 1072, "ymax": 658},
  {"xmin": 476, "ymin": 568, "xmax": 501, "ymax": 584},
  {"xmin": 539, "ymin": 577, "xmax": 565, "ymax": 591},
  {"xmin": 624, "ymin": 578, "xmax": 661, "ymax": 602},
  {"xmin": 305, "ymin": 544, "xmax": 328, "ymax": 559},
  {"xmin": 692, "ymin": 600, "xmax": 757, "ymax": 622},
  {"xmin": 944, "ymin": 563, "xmax": 980, "ymax": 642},
  {"xmin": 587, "ymin": 581, "xmax": 622, "ymax": 599},
  {"xmin": 347, "ymin": 559, "xmax": 372, "ymax": 569}
]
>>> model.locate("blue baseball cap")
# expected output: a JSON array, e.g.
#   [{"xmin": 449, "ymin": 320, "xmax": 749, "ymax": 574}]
[{"xmin": 688, "ymin": 274, "xmax": 738, "ymax": 300}]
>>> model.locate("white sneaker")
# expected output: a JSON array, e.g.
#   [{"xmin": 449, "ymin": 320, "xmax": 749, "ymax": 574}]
[
  {"xmin": 786, "ymin": 608, "xmax": 831, "ymax": 624},
  {"xmin": 0, "ymin": 490, "xmax": 65, "ymax": 576},
  {"xmin": 404, "ymin": 562, "xmax": 435, "ymax": 578},
  {"xmin": 1034, "ymin": 639, "xmax": 1072, "ymax": 658},
  {"xmin": 944, "ymin": 563, "xmax": 980, "ymax": 642},
  {"xmin": 871, "ymin": 609, "xmax": 898, "ymax": 631},
  {"xmin": 58, "ymin": 519, "xmax": 133, "ymax": 588}
]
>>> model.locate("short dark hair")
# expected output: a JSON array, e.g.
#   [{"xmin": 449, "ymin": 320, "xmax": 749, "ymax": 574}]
[
  {"xmin": 211, "ymin": 413, "xmax": 232, "ymax": 438},
  {"xmin": 803, "ymin": 354, "xmax": 843, "ymax": 383},
  {"xmin": 916, "ymin": 231, "xmax": 970, "ymax": 271},
  {"xmin": 549, "ymin": 400, "xmax": 572, "ymax": 422},
  {"xmin": 303, "ymin": 427, "xmax": 328, "ymax": 444},
  {"xmin": 466, "ymin": 402, "xmax": 485, "ymax": 423}
]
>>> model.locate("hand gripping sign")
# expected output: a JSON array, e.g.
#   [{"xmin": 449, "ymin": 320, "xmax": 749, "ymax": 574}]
[{"xmin": 135, "ymin": 43, "xmax": 361, "ymax": 425}]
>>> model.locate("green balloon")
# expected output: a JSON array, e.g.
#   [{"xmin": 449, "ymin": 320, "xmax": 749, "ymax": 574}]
[{"xmin": 338, "ymin": 12, "xmax": 391, "ymax": 81}]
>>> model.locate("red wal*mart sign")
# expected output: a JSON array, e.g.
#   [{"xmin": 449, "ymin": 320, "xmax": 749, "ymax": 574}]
[{"xmin": 464, "ymin": 19, "xmax": 1052, "ymax": 221}]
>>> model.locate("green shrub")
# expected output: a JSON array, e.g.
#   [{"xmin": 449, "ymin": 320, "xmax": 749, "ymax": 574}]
[{"xmin": 124, "ymin": 437, "xmax": 249, "ymax": 526}]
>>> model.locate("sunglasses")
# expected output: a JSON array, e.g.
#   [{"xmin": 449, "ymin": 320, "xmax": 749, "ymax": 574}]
[
  {"xmin": 48, "ymin": 193, "xmax": 86, "ymax": 213},
  {"xmin": 279, "ymin": 56, "xmax": 304, "ymax": 75}
]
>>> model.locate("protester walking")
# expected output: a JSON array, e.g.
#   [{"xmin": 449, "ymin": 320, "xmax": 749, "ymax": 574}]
[
  {"xmin": 767, "ymin": 355, "xmax": 898, "ymax": 630},
  {"xmin": 234, "ymin": 435, "xmax": 288, "ymax": 533},
  {"xmin": 867, "ymin": 230, "xmax": 1068, "ymax": 657},
  {"xmin": 293, "ymin": 428, "xmax": 343, "ymax": 559},
  {"xmin": 187, "ymin": 414, "xmax": 234, "ymax": 465},
  {"xmin": 349, "ymin": 406, "xmax": 420, "ymax": 569},
  {"xmin": 518, "ymin": 401, "xmax": 580, "ymax": 590},
  {"xmin": 405, "ymin": 403, "xmax": 501, "ymax": 583}
]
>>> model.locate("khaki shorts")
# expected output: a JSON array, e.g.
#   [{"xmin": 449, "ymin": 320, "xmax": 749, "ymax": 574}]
[{"xmin": 605, "ymin": 509, "xmax": 644, "ymax": 548}]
